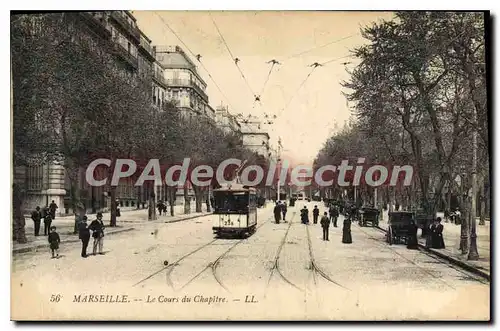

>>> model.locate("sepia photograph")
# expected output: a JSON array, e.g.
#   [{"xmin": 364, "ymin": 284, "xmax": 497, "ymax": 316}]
[{"xmin": 10, "ymin": 9, "xmax": 490, "ymax": 321}]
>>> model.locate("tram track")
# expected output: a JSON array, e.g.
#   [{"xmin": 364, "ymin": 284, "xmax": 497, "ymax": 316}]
[
  {"xmin": 179, "ymin": 216, "xmax": 273, "ymax": 292},
  {"xmin": 137, "ymin": 214, "xmax": 274, "ymax": 291},
  {"xmin": 264, "ymin": 212, "xmax": 305, "ymax": 295},
  {"xmin": 305, "ymin": 224, "xmax": 350, "ymax": 291}
]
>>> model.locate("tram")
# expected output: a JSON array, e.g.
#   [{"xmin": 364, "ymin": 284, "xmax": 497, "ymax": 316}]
[{"xmin": 212, "ymin": 183, "xmax": 258, "ymax": 238}]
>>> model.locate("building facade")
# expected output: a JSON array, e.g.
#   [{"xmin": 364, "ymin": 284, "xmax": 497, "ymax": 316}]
[
  {"xmin": 215, "ymin": 105, "xmax": 242, "ymax": 136},
  {"xmin": 15, "ymin": 11, "xmax": 159, "ymax": 215},
  {"xmin": 240, "ymin": 116, "xmax": 270, "ymax": 157},
  {"xmin": 154, "ymin": 45, "xmax": 212, "ymax": 120}
]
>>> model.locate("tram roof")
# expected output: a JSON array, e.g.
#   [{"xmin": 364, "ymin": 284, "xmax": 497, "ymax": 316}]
[{"xmin": 213, "ymin": 183, "xmax": 256, "ymax": 193}]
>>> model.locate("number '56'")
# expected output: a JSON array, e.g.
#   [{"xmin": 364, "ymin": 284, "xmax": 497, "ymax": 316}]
[{"xmin": 50, "ymin": 294, "xmax": 61, "ymax": 302}]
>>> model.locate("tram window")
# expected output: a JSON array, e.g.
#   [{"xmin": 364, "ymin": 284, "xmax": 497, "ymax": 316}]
[{"xmin": 214, "ymin": 192, "xmax": 249, "ymax": 212}]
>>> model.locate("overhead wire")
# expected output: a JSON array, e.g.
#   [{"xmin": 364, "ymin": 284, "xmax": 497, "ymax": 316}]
[
  {"xmin": 210, "ymin": 13, "xmax": 257, "ymax": 100},
  {"xmin": 154, "ymin": 12, "xmax": 236, "ymax": 111},
  {"xmin": 283, "ymin": 34, "xmax": 357, "ymax": 62}
]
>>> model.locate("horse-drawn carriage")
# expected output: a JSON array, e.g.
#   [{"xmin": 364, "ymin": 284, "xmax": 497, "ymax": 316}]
[
  {"xmin": 386, "ymin": 211, "xmax": 415, "ymax": 245},
  {"xmin": 358, "ymin": 207, "xmax": 380, "ymax": 227}
]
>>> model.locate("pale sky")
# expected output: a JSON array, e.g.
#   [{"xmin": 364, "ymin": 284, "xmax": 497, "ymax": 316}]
[{"xmin": 133, "ymin": 11, "xmax": 395, "ymax": 166}]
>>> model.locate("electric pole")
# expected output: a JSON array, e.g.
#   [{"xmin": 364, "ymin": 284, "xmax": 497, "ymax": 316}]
[{"xmin": 276, "ymin": 137, "xmax": 282, "ymax": 201}]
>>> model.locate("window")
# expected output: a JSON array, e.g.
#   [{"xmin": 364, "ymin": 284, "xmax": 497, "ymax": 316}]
[{"xmin": 27, "ymin": 166, "xmax": 44, "ymax": 191}]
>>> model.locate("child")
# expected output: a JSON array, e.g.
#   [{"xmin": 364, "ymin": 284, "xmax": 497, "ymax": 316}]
[{"xmin": 48, "ymin": 226, "xmax": 61, "ymax": 258}]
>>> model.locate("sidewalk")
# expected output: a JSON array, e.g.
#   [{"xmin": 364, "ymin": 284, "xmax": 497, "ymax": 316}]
[
  {"xmin": 418, "ymin": 219, "xmax": 490, "ymax": 279},
  {"xmin": 13, "ymin": 205, "xmax": 212, "ymax": 255},
  {"xmin": 379, "ymin": 212, "xmax": 490, "ymax": 279}
]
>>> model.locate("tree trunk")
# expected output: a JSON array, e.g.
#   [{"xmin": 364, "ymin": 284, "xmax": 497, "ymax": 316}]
[
  {"xmin": 110, "ymin": 186, "xmax": 117, "ymax": 226},
  {"xmin": 148, "ymin": 188, "xmax": 156, "ymax": 221},
  {"xmin": 167, "ymin": 186, "xmax": 176, "ymax": 216},
  {"xmin": 12, "ymin": 183, "xmax": 27, "ymax": 244},
  {"xmin": 183, "ymin": 185, "xmax": 190, "ymax": 214},
  {"xmin": 66, "ymin": 165, "xmax": 84, "ymax": 233},
  {"xmin": 192, "ymin": 185, "xmax": 203, "ymax": 213}
]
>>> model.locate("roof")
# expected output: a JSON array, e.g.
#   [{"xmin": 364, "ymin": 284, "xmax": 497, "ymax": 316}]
[{"xmin": 214, "ymin": 183, "xmax": 256, "ymax": 192}]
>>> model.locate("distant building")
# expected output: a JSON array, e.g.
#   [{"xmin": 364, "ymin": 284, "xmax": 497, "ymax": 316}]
[
  {"xmin": 154, "ymin": 45, "xmax": 212, "ymax": 121},
  {"xmin": 215, "ymin": 105, "xmax": 242, "ymax": 136},
  {"xmin": 240, "ymin": 116, "xmax": 270, "ymax": 158}
]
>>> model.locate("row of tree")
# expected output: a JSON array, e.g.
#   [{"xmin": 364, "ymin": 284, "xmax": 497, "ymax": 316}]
[
  {"xmin": 11, "ymin": 13, "xmax": 266, "ymax": 243},
  {"xmin": 314, "ymin": 13, "xmax": 489, "ymax": 223}
]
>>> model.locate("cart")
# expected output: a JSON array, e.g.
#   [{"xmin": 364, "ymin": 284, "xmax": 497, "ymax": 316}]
[
  {"xmin": 386, "ymin": 212, "xmax": 414, "ymax": 245},
  {"xmin": 359, "ymin": 207, "xmax": 380, "ymax": 227}
]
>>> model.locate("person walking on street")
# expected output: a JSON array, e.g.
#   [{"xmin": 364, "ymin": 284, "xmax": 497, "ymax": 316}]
[
  {"xmin": 43, "ymin": 211, "xmax": 52, "ymax": 236},
  {"xmin": 320, "ymin": 212, "xmax": 330, "ymax": 241},
  {"xmin": 342, "ymin": 216, "xmax": 352, "ymax": 244},
  {"xmin": 47, "ymin": 226, "xmax": 60, "ymax": 259},
  {"xmin": 431, "ymin": 217, "xmax": 445, "ymax": 249},
  {"xmin": 31, "ymin": 206, "xmax": 42, "ymax": 236},
  {"xmin": 78, "ymin": 216, "xmax": 91, "ymax": 258},
  {"xmin": 313, "ymin": 205, "xmax": 320, "ymax": 224},
  {"xmin": 406, "ymin": 220, "xmax": 418, "ymax": 249},
  {"xmin": 425, "ymin": 220, "xmax": 435, "ymax": 248},
  {"xmin": 49, "ymin": 200, "xmax": 58, "ymax": 220},
  {"xmin": 273, "ymin": 202, "xmax": 282, "ymax": 224},
  {"xmin": 281, "ymin": 202, "xmax": 288, "ymax": 222},
  {"xmin": 331, "ymin": 206, "xmax": 339, "ymax": 227},
  {"xmin": 89, "ymin": 212, "xmax": 105, "ymax": 255}
]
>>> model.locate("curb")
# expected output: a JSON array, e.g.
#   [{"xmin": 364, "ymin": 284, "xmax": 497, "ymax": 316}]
[
  {"xmin": 164, "ymin": 212, "xmax": 212, "ymax": 224},
  {"xmin": 12, "ymin": 228, "xmax": 135, "ymax": 255},
  {"xmin": 374, "ymin": 225, "xmax": 490, "ymax": 282}
]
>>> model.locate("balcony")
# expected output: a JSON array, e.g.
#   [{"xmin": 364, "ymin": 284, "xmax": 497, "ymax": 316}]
[
  {"xmin": 139, "ymin": 34, "xmax": 155, "ymax": 62},
  {"xmin": 152, "ymin": 71, "xmax": 167, "ymax": 88},
  {"xmin": 165, "ymin": 78, "xmax": 209, "ymax": 102},
  {"xmin": 112, "ymin": 42, "xmax": 138, "ymax": 70},
  {"xmin": 109, "ymin": 11, "xmax": 141, "ymax": 42},
  {"xmin": 79, "ymin": 12, "xmax": 112, "ymax": 39}
]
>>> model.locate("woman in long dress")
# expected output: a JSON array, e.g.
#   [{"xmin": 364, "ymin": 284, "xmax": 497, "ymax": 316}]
[
  {"xmin": 342, "ymin": 216, "xmax": 352, "ymax": 244},
  {"xmin": 432, "ymin": 217, "xmax": 446, "ymax": 249},
  {"xmin": 406, "ymin": 220, "xmax": 418, "ymax": 249},
  {"xmin": 425, "ymin": 220, "xmax": 435, "ymax": 248}
]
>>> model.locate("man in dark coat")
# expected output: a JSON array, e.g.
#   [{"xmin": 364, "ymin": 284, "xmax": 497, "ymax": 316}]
[
  {"xmin": 43, "ymin": 211, "xmax": 52, "ymax": 236},
  {"xmin": 281, "ymin": 202, "xmax": 288, "ymax": 222},
  {"xmin": 320, "ymin": 212, "xmax": 330, "ymax": 241},
  {"xmin": 273, "ymin": 202, "xmax": 282, "ymax": 224},
  {"xmin": 49, "ymin": 200, "xmax": 58, "ymax": 220},
  {"xmin": 312, "ymin": 205, "xmax": 320, "ymax": 224},
  {"xmin": 301, "ymin": 206, "xmax": 309, "ymax": 224},
  {"xmin": 330, "ymin": 206, "xmax": 339, "ymax": 227},
  {"xmin": 31, "ymin": 206, "xmax": 42, "ymax": 236},
  {"xmin": 78, "ymin": 216, "xmax": 91, "ymax": 258},
  {"xmin": 89, "ymin": 212, "xmax": 105, "ymax": 255}
]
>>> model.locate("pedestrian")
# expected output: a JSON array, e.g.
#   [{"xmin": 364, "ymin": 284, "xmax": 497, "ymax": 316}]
[
  {"xmin": 342, "ymin": 216, "xmax": 352, "ymax": 244},
  {"xmin": 444, "ymin": 209, "xmax": 450, "ymax": 223},
  {"xmin": 331, "ymin": 206, "xmax": 339, "ymax": 227},
  {"xmin": 43, "ymin": 211, "xmax": 53, "ymax": 236},
  {"xmin": 49, "ymin": 200, "xmax": 58, "ymax": 220},
  {"xmin": 78, "ymin": 216, "xmax": 91, "ymax": 258},
  {"xmin": 431, "ymin": 217, "xmax": 445, "ymax": 249},
  {"xmin": 320, "ymin": 212, "xmax": 330, "ymax": 241},
  {"xmin": 31, "ymin": 206, "xmax": 42, "ymax": 236},
  {"xmin": 425, "ymin": 220, "xmax": 435, "ymax": 248},
  {"xmin": 312, "ymin": 205, "xmax": 319, "ymax": 224},
  {"xmin": 281, "ymin": 202, "xmax": 288, "ymax": 222},
  {"xmin": 47, "ymin": 226, "xmax": 60, "ymax": 259},
  {"xmin": 273, "ymin": 202, "xmax": 282, "ymax": 224},
  {"xmin": 89, "ymin": 212, "xmax": 105, "ymax": 255},
  {"xmin": 406, "ymin": 220, "xmax": 418, "ymax": 249},
  {"xmin": 301, "ymin": 206, "xmax": 309, "ymax": 224},
  {"xmin": 157, "ymin": 201, "xmax": 163, "ymax": 216}
]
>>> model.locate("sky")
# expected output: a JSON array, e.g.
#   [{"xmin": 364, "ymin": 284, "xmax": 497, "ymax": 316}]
[{"xmin": 133, "ymin": 11, "xmax": 395, "ymax": 166}]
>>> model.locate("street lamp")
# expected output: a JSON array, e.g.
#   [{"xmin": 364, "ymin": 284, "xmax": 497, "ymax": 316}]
[{"xmin": 459, "ymin": 166, "xmax": 468, "ymax": 254}]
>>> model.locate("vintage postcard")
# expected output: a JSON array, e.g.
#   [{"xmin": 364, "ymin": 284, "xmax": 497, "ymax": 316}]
[{"xmin": 11, "ymin": 10, "xmax": 490, "ymax": 321}]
